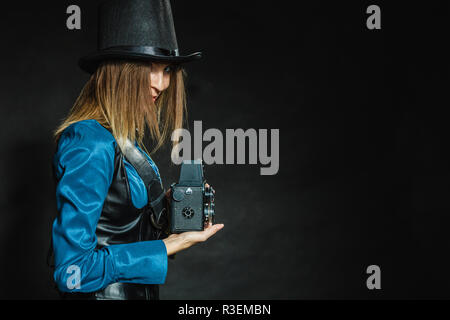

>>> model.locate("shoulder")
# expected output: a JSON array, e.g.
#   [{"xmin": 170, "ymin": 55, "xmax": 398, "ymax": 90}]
[
  {"xmin": 54, "ymin": 119, "xmax": 117, "ymax": 170},
  {"xmin": 59, "ymin": 119, "xmax": 115, "ymax": 147},
  {"xmin": 57, "ymin": 119, "xmax": 116, "ymax": 154}
]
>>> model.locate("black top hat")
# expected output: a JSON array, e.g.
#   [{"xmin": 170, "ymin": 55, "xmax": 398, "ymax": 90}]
[{"xmin": 78, "ymin": 0, "xmax": 202, "ymax": 74}]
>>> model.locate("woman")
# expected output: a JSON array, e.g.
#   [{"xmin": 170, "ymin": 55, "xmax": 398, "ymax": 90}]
[{"xmin": 50, "ymin": 0, "xmax": 223, "ymax": 300}]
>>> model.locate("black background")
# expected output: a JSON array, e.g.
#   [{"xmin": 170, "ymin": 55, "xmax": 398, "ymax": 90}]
[{"xmin": 0, "ymin": 0, "xmax": 449, "ymax": 299}]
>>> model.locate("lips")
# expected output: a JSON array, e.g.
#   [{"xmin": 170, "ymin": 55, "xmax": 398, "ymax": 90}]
[{"xmin": 152, "ymin": 90, "xmax": 160, "ymax": 102}]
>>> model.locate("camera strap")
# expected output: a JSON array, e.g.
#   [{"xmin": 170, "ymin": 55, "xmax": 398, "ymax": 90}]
[{"xmin": 121, "ymin": 140, "xmax": 167, "ymax": 232}]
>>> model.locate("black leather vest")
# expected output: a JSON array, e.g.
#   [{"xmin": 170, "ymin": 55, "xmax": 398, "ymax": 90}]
[{"xmin": 61, "ymin": 141, "xmax": 166, "ymax": 300}]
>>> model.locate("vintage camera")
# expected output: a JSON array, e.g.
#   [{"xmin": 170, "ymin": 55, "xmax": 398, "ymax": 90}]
[{"xmin": 169, "ymin": 160, "xmax": 215, "ymax": 233}]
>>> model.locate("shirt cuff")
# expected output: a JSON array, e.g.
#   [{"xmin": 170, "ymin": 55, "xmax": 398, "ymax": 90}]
[{"xmin": 108, "ymin": 240, "xmax": 168, "ymax": 284}]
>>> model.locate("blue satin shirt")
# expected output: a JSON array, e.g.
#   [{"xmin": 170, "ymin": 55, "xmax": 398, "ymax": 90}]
[{"xmin": 51, "ymin": 119, "xmax": 168, "ymax": 293}]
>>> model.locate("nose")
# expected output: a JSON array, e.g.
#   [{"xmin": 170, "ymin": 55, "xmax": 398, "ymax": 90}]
[{"xmin": 151, "ymin": 69, "xmax": 165, "ymax": 94}]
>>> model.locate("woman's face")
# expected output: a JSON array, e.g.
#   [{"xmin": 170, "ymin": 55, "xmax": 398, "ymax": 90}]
[{"xmin": 150, "ymin": 62, "xmax": 172, "ymax": 102}]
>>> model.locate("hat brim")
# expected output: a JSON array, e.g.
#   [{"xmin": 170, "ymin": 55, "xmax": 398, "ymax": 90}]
[{"xmin": 78, "ymin": 49, "xmax": 202, "ymax": 74}]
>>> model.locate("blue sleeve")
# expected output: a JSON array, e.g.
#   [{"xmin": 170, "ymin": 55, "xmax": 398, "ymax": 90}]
[{"xmin": 51, "ymin": 120, "xmax": 168, "ymax": 293}]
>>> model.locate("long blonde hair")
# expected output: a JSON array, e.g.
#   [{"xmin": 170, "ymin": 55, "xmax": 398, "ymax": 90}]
[{"xmin": 53, "ymin": 59, "xmax": 186, "ymax": 154}]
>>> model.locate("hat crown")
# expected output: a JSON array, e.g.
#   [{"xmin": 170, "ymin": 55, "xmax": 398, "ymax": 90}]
[
  {"xmin": 79, "ymin": 0, "xmax": 201, "ymax": 74},
  {"xmin": 98, "ymin": 0, "xmax": 178, "ymax": 51}
]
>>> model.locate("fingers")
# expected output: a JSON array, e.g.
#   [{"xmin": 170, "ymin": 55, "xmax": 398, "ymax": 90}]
[
  {"xmin": 205, "ymin": 183, "xmax": 215, "ymax": 194},
  {"xmin": 165, "ymin": 189, "xmax": 172, "ymax": 201},
  {"xmin": 202, "ymin": 223, "xmax": 224, "ymax": 241},
  {"xmin": 179, "ymin": 222, "xmax": 224, "ymax": 246}
]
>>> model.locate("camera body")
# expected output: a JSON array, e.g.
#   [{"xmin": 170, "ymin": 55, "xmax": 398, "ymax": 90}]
[{"xmin": 169, "ymin": 160, "xmax": 215, "ymax": 233}]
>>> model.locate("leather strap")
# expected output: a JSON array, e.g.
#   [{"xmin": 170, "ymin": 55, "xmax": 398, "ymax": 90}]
[{"xmin": 121, "ymin": 140, "xmax": 168, "ymax": 233}]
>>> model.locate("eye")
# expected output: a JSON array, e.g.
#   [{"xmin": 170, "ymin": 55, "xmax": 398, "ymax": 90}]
[{"xmin": 164, "ymin": 65, "xmax": 173, "ymax": 73}]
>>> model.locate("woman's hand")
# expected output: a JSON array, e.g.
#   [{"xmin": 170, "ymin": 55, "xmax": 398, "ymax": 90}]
[{"xmin": 162, "ymin": 222, "xmax": 224, "ymax": 256}]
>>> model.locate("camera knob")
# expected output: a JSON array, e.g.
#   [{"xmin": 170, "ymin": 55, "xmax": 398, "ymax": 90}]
[{"xmin": 172, "ymin": 189, "xmax": 185, "ymax": 202}]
